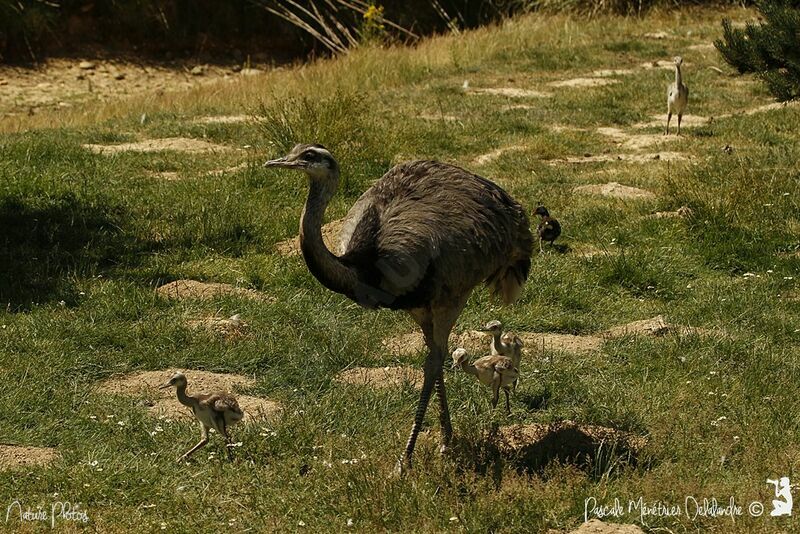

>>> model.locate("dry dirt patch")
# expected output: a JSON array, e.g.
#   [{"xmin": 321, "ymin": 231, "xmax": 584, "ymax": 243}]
[
  {"xmin": 603, "ymin": 315, "xmax": 718, "ymax": 338},
  {"xmin": 592, "ymin": 69, "xmax": 636, "ymax": 77},
  {"xmin": 473, "ymin": 145, "xmax": 526, "ymax": 165},
  {"xmin": 335, "ymin": 366, "xmax": 423, "ymax": 389},
  {"xmin": 633, "ymin": 113, "xmax": 711, "ymax": 129},
  {"xmin": 196, "ymin": 114, "xmax": 255, "ymax": 124},
  {"xmin": 0, "ymin": 445, "xmax": 59, "ymax": 470},
  {"xmin": 97, "ymin": 369, "xmax": 279, "ymax": 422},
  {"xmin": 97, "ymin": 369, "xmax": 255, "ymax": 396},
  {"xmin": 574, "ymin": 182, "xmax": 656, "ymax": 200},
  {"xmin": 643, "ymin": 206, "xmax": 693, "ymax": 220},
  {"xmin": 554, "ymin": 152, "xmax": 687, "ymax": 164},
  {"xmin": 382, "ymin": 330, "xmax": 490, "ymax": 357},
  {"xmin": 493, "ymin": 421, "xmax": 646, "ymax": 472},
  {"xmin": 518, "ymin": 333, "xmax": 603, "ymax": 354},
  {"xmin": 156, "ymin": 280, "xmax": 269, "ymax": 301},
  {"xmin": 640, "ymin": 59, "xmax": 683, "ymax": 70},
  {"xmin": 187, "ymin": 314, "xmax": 248, "ymax": 338},
  {"xmin": 84, "ymin": 137, "xmax": 238, "ymax": 155},
  {"xmin": 275, "ymin": 219, "xmax": 344, "ymax": 257},
  {"xmin": 549, "ymin": 78, "xmax": 618, "ymax": 89},
  {"xmin": 569, "ymin": 520, "xmax": 645, "ymax": 534},
  {"xmin": 688, "ymin": 43, "xmax": 717, "ymax": 52},
  {"xmin": 469, "ymin": 87, "xmax": 552, "ymax": 98},
  {"xmin": 596, "ymin": 127, "xmax": 677, "ymax": 150}
]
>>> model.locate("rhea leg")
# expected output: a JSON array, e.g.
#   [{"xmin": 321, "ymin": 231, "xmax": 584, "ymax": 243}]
[
  {"xmin": 503, "ymin": 388, "xmax": 511, "ymax": 414},
  {"xmin": 178, "ymin": 423, "xmax": 209, "ymax": 463},
  {"xmin": 665, "ymin": 112, "xmax": 672, "ymax": 135},
  {"xmin": 677, "ymin": 114, "xmax": 682, "ymax": 135},
  {"xmin": 434, "ymin": 373, "xmax": 452, "ymax": 453}
]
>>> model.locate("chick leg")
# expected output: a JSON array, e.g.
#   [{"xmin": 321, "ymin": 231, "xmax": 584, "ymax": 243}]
[
  {"xmin": 178, "ymin": 424, "xmax": 209, "ymax": 463},
  {"xmin": 504, "ymin": 388, "xmax": 511, "ymax": 415},
  {"xmin": 665, "ymin": 112, "xmax": 672, "ymax": 135}
]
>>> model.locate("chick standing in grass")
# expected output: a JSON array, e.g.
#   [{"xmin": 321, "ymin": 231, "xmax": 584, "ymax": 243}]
[
  {"xmin": 534, "ymin": 205, "xmax": 561, "ymax": 252},
  {"xmin": 666, "ymin": 56, "xmax": 689, "ymax": 135},
  {"xmin": 159, "ymin": 372, "xmax": 244, "ymax": 463},
  {"xmin": 480, "ymin": 320, "xmax": 523, "ymax": 390},
  {"xmin": 452, "ymin": 348, "xmax": 518, "ymax": 414}
]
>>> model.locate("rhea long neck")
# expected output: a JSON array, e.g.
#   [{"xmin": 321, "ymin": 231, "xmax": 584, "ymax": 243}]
[
  {"xmin": 458, "ymin": 359, "xmax": 479, "ymax": 377},
  {"xmin": 299, "ymin": 174, "xmax": 360, "ymax": 299},
  {"xmin": 175, "ymin": 384, "xmax": 198, "ymax": 409},
  {"xmin": 675, "ymin": 64, "xmax": 683, "ymax": 86}
]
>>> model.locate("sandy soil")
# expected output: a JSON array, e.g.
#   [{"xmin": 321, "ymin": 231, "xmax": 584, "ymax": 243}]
[
  {"xmin": 84, "ymin": 137, "xmax": 238, "ymax": 155},
  {"xmin": 335, "ymin": 366, "xmax": 423, "ymax": 388},
  {"xmin": 473, "ymin": 145, "xmax": 526, "ymax": 165},
  {"xmin": 549, "ymin": 78, "xmax": 618, "ymax": 88},
  {"xmin": 0, "ymin": 58, "xmax": 260, "ymax": 119},
  {"xmin": 643, "ymin": 206, "xmax": 693, "ymax": 219},
  {"xmin": 573, "ymin": 182, "xmax": 656, "ymax": 199},
  {"xmin": 569, "ymin": 520, "xmax": 645, "ymax": 534},
  {"xmin": 97, "ymin": 369, "xmax": 256, "ymax": 396},
  {"xmin": 596, "ymin": 127, "xmax": 678, "ymax": 150},
  {"xmin": 469, "ymin": 87, "xmax": 552, "ymax": 98},
  {"xmin": 155, "ymin": 280, "xmax": 270, "ymax": 301},
  {"xmin": 0, "ymin": 444, "xmax": 59, "ymax": 470},
  {"xmin": 187, "ymin": 314, "xmax": 248, "ymax": 338},
  {"xmin": 517, "ymin": 332, "xmax": 603, "ymax": 354},
  {"xmin": 554, "ymin": 152, "xmax": 688, "ymax": 164},
  {"xmin": 603, "ymin": 315, "xmax": 720, "ymax": 338}
]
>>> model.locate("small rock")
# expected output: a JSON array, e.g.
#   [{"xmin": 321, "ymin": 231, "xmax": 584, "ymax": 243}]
[
  {"xmin": 114, "ymin": 73, "xmax": 125, "ymax": 80},
  {"xmin": 0, "ymin": 79, "xmax": 7, "ymax": 86},
  {"xmin": 231, "ymin": 65, "xmax": 242, "ymax": 73},
  {"xmin": 722, "ymin": 144, "xmax": 733, "ymax": 154},
  {"xmin": 652, "ymin": 154, "xmax": 660, "ymax": 160},
  {"xmin": 78, "ymin": 60, "xmax": 96, "ymax": 70},
  {"xmin": 190, "ymin": 65, "xmax": 205, "ymax": 76}
]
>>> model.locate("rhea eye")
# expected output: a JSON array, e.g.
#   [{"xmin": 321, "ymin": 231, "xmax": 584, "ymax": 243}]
[{"xmin": 302, "ymin": 151, "xmax": 317, "ymax": 161}]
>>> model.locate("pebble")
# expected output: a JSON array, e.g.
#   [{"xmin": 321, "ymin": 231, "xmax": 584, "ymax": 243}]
[
  {"xmin": 78, "ymin": 61, "xmax": 96, "ymax": 70},
  {"xmin": 190, "ymin": 65, "xmax": 205, "ymax": 76}
]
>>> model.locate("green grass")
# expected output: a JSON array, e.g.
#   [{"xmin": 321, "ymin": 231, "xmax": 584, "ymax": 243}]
[{"xmin": 1, "ymin": 6, "xmax": 800, "ymax": 533}]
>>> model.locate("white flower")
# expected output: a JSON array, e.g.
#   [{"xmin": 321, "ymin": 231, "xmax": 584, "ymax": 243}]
[
  {"xmin": 347, "ymin": 519, "xmax": 354, "ymax": 527},
  {"xmin": 298, "ymin": 521, "xmax": 306, "ymax": 527}
]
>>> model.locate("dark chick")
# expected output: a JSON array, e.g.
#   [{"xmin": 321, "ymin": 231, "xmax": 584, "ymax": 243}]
[{"xmin": 534, "ymin": 205, "xmax": 561, "ymax": 252}]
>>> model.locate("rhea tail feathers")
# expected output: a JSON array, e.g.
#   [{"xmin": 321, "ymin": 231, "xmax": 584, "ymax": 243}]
[{"xmin": 487, "ymin": 257, "xmax": 530, "ymax": 305}]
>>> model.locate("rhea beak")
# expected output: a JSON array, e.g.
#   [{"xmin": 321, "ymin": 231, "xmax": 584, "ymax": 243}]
[
  {"xmin": 263, "ymin": 157, "xmax": 303, "ymax": 169},
  {"xmin": 158, "ymin": 381, "xmax": 172, "ymax": 390}
]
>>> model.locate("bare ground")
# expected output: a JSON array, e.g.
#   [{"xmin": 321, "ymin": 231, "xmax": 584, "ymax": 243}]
[
  {"xmin": 83, "ymin": 137, "xmax": 239, "ymax": 155},
  {"xmin": 568, "ymin": 520, "xmax": 645, "ymax": 534},
  {"xmin": 643, "ymin": 206, "xmax": 693, "ymax": 219},
  {"xmin": 554, "ymin": 152, "xmax": 688, "ymax": 164},
  {"xmin": 573, "ymin": 182, "xmax": 656, "ymax": 200},
  {"xmin": 0, "ymin": 444, "xmax": 59, "ymax": 470},
  {"xmin": 517, "ymin": 332, "xmax": 604, "ymax": 354},
  {"xmin": 549, "ymin": 78, "xmax": 618, "ymax": 88},
  {"xmin": 602, "ymin": 315, "xmax": 721, "ymax": 338},
  {"xmin": 595, "ymin": 127, "xmax": 678, "ymax": 150},
  {"xmin": 96, "ymin": 369, "xmax": 256, "ymax": 396},
  {"xmin": 473, "ymin": 145, "xmax": 526, "ymax": 165},
  {"xmin": 186, "ymin": 314, "xmax": 249, "ymax": 338},
  {"xmin": 468, "ymin": 87, "xmax": 552, "ymax": 98},
  {"xmin": 155, "ymin": 280, "xmax": 270, "ymax": 301},
  {"xmin": 334, "ymin": 366, "xmax": 423, "ymax": 389}
]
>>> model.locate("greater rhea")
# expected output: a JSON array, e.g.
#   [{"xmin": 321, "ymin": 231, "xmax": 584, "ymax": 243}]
[
  {"xmin": 666, "ymin": 56, "xmax": 689, "ymax": 135},
  {"xmin": 480, "ymin": 320, "xmax": 523, "ymax": 390},
  {"xmin": 264, "ymin": 144, "xmax": 533, "ymax": 470},
  {"xmin": 451, "ymin": 348, "xmax": 518, "ymax": 414},
  {"xmin": 159, "ymin": 372, "xmax": 244, "ymax": 462},
  {"xmin": 534, "ymin": 205, "xmax": 561, "ymax": 252}
]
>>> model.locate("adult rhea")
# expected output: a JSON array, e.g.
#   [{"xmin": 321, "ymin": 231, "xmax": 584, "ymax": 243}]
[{"xmin": 264, "ymin": 144, "xmax": 533, "ymax": 469}]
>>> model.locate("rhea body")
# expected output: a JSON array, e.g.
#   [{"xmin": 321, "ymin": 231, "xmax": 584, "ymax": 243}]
[
  {"xmin": 159, "ymin": 372, "xmax": 244, "ymax": 462},
  {"xmin": 452, "ymin": 348, "xmax": 518, "ymax": 413},
  {"xmin": 264, "ymin": 144, "xmax": 533, "ymax": 469},
  {"xmin": 481, "ymin": 319, "xmax": 523, "ymax": 390},
  {"xmin": 666, "ymin": 56, "xmax": 689, "ymax": 135},
  {"xmin": 534, "ymin": 205, "xmax": 561, "ymax": 252}
]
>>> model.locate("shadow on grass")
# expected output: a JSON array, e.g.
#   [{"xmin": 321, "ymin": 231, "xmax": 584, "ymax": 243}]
[
  {"xmin": 0, "ymin": 192, "xmax": 128, "ymax": 310},
  {"xmin": 453, "ymin": 421, "xmax": 649, "ymax": 486}
]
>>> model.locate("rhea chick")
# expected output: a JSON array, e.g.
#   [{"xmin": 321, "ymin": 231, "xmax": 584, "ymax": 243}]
[
  {"xmin": 452, "ymin": 348, "xmax": 519, "ymax": 414},
  {"xmin": 534, "ymin": 205, "xmax": 561, "ymax": 252},
  {"xmin": 480, "ymin": 320, "xmax": 523, "ymax": 391},
  {"xmin": 159, "ymin": 372, "xmax": 244, "ymax": 463},
  {"xmin": 666, "ymin": 56, "xmax": 689, "ymax": 135}
]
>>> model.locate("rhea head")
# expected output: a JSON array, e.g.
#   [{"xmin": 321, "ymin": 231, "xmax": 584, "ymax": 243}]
[
  {"xmin": 451, "ymin": 347, "xmax": 468, "ymax": 368},
  {"xmin": 480, "ymin": 320, "xmax": 503, "ymax": 335},
  {"xmin": 159, "ymin": 371, "xmax": 188, "ymax": 390},
  {"xmin": 534, "ymin": 205, "xmax": 550, "ymax": 218},
  {"xmin": 263, "ymin": 144, "xmax": 339, "ymax": 181},
  {"xmin": 673, "ymin": 56, "xmax": 683, "ymax": 66}
]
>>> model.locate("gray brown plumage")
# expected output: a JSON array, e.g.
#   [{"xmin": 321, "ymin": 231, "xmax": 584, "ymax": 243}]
[
  {"xmin": 264, "ymin": 144, "xmax": 533, "ymax": 471},
  {"xmin": 159, "ymin": 372, "xmax": 244, "ymax": 462},
  {"xmin": 452, "ymin": 348, "xmax": 518, "ymax": 414},
  {"xmin": 666, "ymin": 56, "xmax": 689, "ymax": 135}
]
